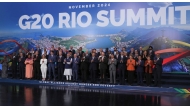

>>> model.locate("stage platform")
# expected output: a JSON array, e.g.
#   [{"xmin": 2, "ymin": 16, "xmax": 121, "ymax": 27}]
[{"xmin": 0, "ymin": 78, "xmax": 190, "ymax": 94}]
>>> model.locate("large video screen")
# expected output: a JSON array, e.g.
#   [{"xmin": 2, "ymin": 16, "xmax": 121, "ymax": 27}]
[{"xmin": 0, "ymin": 2, "xmax": 190, "ymax": 73}]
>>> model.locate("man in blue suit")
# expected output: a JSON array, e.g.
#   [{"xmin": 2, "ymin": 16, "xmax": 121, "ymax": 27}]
[
  {"xmin": 136, "ymin": 55, "xmax": 144, "ymax": 85},
  {"xmin": 89, "ymin": 52, "xmax": 98, "ymax": 83},
  {"xmin": 48, "ymin": 51, "xmax": 57, "ymax": 81},
  {"xmin": 72, "ymin": 54, "xmax": 79, "ymax": 82},
  {"xmin": 118, "ymin": 52, "xmax": 127, "ymax": 85}
]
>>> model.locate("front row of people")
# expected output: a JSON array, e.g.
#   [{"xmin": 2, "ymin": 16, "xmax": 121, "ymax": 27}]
[{"xmin": 1, "ymin": 51, "xmax": 163, "ymax": 87}]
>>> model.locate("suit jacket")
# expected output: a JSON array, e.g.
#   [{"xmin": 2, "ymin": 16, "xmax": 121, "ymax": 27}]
[
  {"xmin": 57, "ymin": 55, "xmax": 64, "ymax": 68},
  {"xmin": 117, "ymin": 55, "xmax": 127, "ymax": 70},
  {"xmin": 154, "ymin": 57, "xmax": 163, "ymax": 73},
  {"xmin": 114, "ymin": 54, "xmax": 119, "ymax": 60},
  {"xmin": 18, "ymin": 56, "xmax": 25, "ymax": 66},
  {"xmin": 128, "ymin": 51, "xmax": 135, "ymax": 57},
  {"xmin": 72, "ymin": 57, "xmax": 79, "ymax": 70},
  {"xmin": 80, "ymin": 56, "xmax": 89, "ymax": 70},
  {"xmin": 138, "ymin": 50, "xmax": 144, "ymax": 56},
  {"xmin": 78, "ymin": 51, "xmax": 84, "ymax": 58},
  {"xmin": 35, "ymin": 48, "xmax": 42, "ymax": 56},
  {"xmin": 10, "ymin": 55, "xmax": 18, "ymax": 66},
  {"xmin": 147, "ymin": 50, "xmax": 155, "ymax": 60},
  {"xmin": 108, "ymin": 58, "xmax": 117, "ymax": 71},
  {"xmin": 136, "ymin": 60, "xmax": 144, "ymax": 72},
  {"xmin": 89, "ymin": 57, "xmax": 98, "ymax": 70},
  {"xmin": 48, "ymin": 55, "xmax": 57, "ymax": 63},
  {"xmin": 99, "ymin": 56, "xmax": 108, "ymax": 70}
]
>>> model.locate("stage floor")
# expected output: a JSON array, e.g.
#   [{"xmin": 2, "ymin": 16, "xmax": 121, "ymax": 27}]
[
  {"xmin": 0, "ymin": 78, "xmax": 190, "ymax": 94},
  {"xmin": 0, "ymin": 82, "xmax": 190, "ymax": 106}
]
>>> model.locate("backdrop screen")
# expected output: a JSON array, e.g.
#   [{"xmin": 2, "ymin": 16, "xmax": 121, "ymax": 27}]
[{"xmin": 0, "ymin": 2, "xmax": 190, "ymax": 73}]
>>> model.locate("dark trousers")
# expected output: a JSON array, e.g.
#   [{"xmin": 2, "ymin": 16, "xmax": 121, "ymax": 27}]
[
  {"xmin": 19, "ymin": 64, "xmax": 25, "ymax": 79},
  {"xmin": 100, "ymin": 68, "xmax": 106, "ymax": 83},
  {"xmin": 118, "ymin": 68, "xmax": 125, "ymax": 84},
  {"xmin": 48, "ymin": 63, "xmax": 55, "ymax": 80},
  {"xmin": 72, "ymin": 69, "xmax": 78, "ymax": 81},
  {"xmin": 128, "ymin": 71, "xmax": 134, "ymax": 85},
  {"xmin": 146, "ymin": 73, "xmax": 152, "ymax": 86},
  {"xmin": 154, "ymin": 69, "xmax": 161, "ymax": 86},
  {"xmin": 57, "ymin": 63, "xmax": 64, "ymax": 81},
  {"xmin": 90, "ymin": 69, "xmax": 96, "ymax": 83},
  {"xmin": 11, "ymin": 64, "xmax": 17, "ymax": 78},
  {"xmin": 137, "ymin": 71, "xmax": 143, "ymax": 85},
  {"xmin": 81, "ymin": 69, "xmax": 87, "ymax": 82},
  {"xmin": 33, "ymin": 63, "xmax": 41, "ymax": 79}
]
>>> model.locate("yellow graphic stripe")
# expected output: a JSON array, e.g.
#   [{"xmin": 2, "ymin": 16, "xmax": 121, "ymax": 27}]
[
  {"xmin": 181, "ymin": 89, "xmax": 190, "ymax": 94},
  {"xmin": 172, "ymin": 40, "xmax": 190, "ymax": 47}
]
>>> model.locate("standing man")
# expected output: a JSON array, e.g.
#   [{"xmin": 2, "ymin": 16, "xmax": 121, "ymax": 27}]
[
  {"xmin": 154, "ymin": 53, "xmax": 163, "ymax": 87},
  {"xmin": 138, "ymin": 46, "xmax": 144, "ymax": 57},
  {"xmin": 99, "ymin": 52, "xmax": 108, "ymax": 84},
  {"xmin": 69, "ymin": 46, "xmax": 75, "ymax": 56},
  {"xmin": 64, "ymin": 53, "xmax": 73, "ymax": 81},
  {"xmin": 147, "ymin": 46, "xmax": 155, "ymax": 60},
  {"xmin": 89, "ymin": 52, "xmax": 98, "ymax": 83},
  {"xmin": 35, "ymin": 45, "xmax": 41, "ymax": 56},
  {"xmin": 136, "ymin": 55, "xmax": 144, "ymax": 85},
  {"xmin": 80, "ymin": 53, "xmax": 89, "ymax": 83},
  {"xmin": 72, "ymin": 54, "xmax": 79, "ymax": 82},
  {"xmin": 10, "ymin": 52, "xmax": 18, "ymax": 79},
  {"xmin": 18, "ymin": 53, "xmax": 25, "ymax": 79},
  {"xmin": 118, "ymin": 52, "xmax": 127, "ymax": 85},
  {"xmin": 47, "ymin": 51, "xmax": 57, "ymax": 81},
  {"xmin": 33, "ymin": 51, "xmax": 41, "ymax": 80},
  {"xmin": 57, "ymin": 50, "xmax": 64, "ymax": 81},
  {"xmin": 108, "ymin": 54, "xmax": 117, "ymax": 84}
]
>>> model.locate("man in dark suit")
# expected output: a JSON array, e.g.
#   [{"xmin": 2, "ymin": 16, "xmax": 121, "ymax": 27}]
[
  {"xmin": 18, "ymin": 52, "xmax": 25, "ymax": 79},
  {"xmin": 57, "ymin": 50, "xmax": 65, "ymax": 81},
  {"xmin": 50, "ymin": 45, "xmax": 57, "ymax": 55},
  {"xmin": 69, "ymin": 46, "xmax": 75, "ymax": 57},
  {"xmin": 33, "ymin": 51, "xmax": 41, "ymax": 80},
  {"xmin": 35, "ymin": 45, "xmax": 41, "ymax": 56},
  {"xmin": 154, "ymin": 53, "xmax": 163, "ymax": 87},
  {"xmin": 10, "ymin": 52, "xmax": 18, "ymax": 78},
  {"xmin": 80, "ymin": 53, "xmax": 89, "ymax": 83},
  {"xmin": 147, "ymin": 46, "xmax": 155, "ymax": 60},
  {"xmin": 138, "ymin": 46, "xmax": 144, "ymax": 57},
  {"xmin": 99, "ymin": 52, "xmax": 108, "ymax": 83},
  {"xmin": 78, "ymin": 47, "xmax": 84, "ymax": 58},
  {"xmin": 97, "ymin": 48, "xmax": 104, "ymax": 57},
  {"xmin": 89, "ymin": 52, "xmax": 98, "ymax": 83},
  {"xmin": 72, "ymin": 54, "xmax": 79, "ymax": 82},
  {"xmin": 117, "ymin": 51, "xmax": 127, "ymax": 85},
  {"xmin": 136, "ymin": 55, "xmax": 144, "ymax": 85},
  {"xmin": 62, "ymin": 48, "xmax": 67, "ymax": 58},
  {"xmin": 128, "ymin": 48, "xmax": 135, "ymax": 57},
  {"xmin": 48, "ymin": 51, "xmax": 57, "ymax": 80}
]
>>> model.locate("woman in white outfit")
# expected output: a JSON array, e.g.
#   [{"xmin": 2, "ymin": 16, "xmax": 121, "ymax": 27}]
[{"xmin": 40, "ymin": 54, "xmax": 47, "ymax": 81}]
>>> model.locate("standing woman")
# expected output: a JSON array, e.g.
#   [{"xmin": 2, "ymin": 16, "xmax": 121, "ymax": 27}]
[
  {"xmin": 40, "ymin": 54, "xmax": 47, "ymax": 81},
  {"xmin": 25, "ymin": 54, "xmax": 33, "ymax": 79},
  {"xmin": 145, "ymin": 56, "xmax": 153, "ymax": 86},
  {"xmin": 126, "ymin": 55, "xmax": 136, "ymax": 85},
  {"xmin": 1, "ymin": 56, "xmax": 8, "ymax": 78}
]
